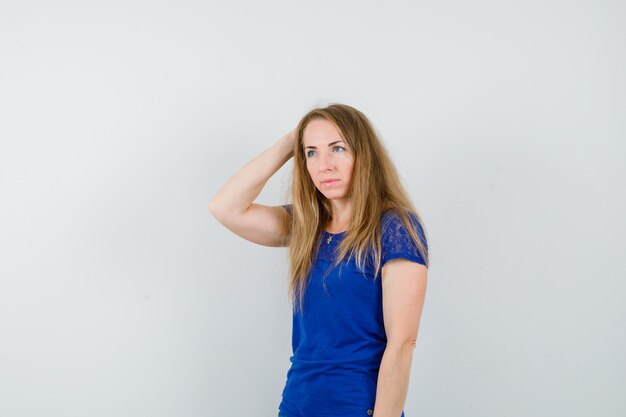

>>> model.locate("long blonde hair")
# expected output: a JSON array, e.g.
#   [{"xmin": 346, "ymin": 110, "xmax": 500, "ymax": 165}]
[{"xmin": 283, "ymin": 103, "xmax": 429, "ymax": 314}]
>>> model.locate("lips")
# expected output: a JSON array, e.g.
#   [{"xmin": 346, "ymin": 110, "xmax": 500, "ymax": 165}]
[{"xmin": 321, "ymin": 179, "xmax": 339, "ymax": 184}]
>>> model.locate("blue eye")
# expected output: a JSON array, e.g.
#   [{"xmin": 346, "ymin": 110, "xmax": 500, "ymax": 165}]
[{"xmin": 306, "ymin": 146, "xmax": 346, "ymax": 158}]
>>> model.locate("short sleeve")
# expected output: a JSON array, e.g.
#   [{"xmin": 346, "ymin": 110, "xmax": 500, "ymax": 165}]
[
  {"xmin": 381, "ymin": 211, "xmax": 428, "ymax": 268},
  {"xmin": 282, "ymin": 204, "xmax": 293, "ymax": 217}
]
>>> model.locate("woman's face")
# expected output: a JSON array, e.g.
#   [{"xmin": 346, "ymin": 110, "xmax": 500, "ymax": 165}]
[{"xmin": 302, "ymin": 118, "xmax": 355, "ymax": 202}]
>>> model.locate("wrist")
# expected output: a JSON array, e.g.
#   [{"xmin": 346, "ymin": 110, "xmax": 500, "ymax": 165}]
[{"xmin": 276, "ymin": 135, "xmax": 294, "ymax": 160}]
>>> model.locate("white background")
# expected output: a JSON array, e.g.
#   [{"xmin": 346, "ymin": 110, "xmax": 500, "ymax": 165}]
[{"xmin": 1, "ymin": 1, "xmax": 624, "ymax": 416}]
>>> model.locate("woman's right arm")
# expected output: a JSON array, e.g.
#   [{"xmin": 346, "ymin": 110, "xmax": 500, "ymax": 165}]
[{"xmin": 207, "ymin": 129, "xmax": 296, "ymax": 247}]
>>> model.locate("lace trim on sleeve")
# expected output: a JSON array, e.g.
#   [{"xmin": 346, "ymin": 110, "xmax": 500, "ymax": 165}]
[
  {"xmin": 282, "ymin": 204, "xmax": 293, "ymax": 216},
  {"xmin": 381, "ymin": 211, "xmax": 427, "ymax": 268}
]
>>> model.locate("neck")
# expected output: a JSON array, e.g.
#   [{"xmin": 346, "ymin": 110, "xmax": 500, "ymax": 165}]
[{"xmin": 326, "ymin": 218, "xmax": 350, "ymax": 233}]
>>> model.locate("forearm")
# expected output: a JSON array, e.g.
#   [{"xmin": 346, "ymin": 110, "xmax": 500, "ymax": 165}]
[
  {"xmin": 208, "ymin": 135, "xmax": 293, "ymax": 216},
  {"xmin": 373, "ymin": 344, "xmax": 414, "ymax": 417}
]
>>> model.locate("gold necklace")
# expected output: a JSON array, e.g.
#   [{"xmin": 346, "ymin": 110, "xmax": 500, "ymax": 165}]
[
  {"xmin": 325, "ymin": 228, "xmax": 347, "ymax": 244},
  {"xmin": 325, "ymin": 220, "xmax": 349, "ymax": 244}
]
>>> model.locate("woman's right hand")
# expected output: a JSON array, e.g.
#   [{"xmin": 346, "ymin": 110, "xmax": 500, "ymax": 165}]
[{"xmin": 281, "ymin": 128, "xmax": 297, "ymax": 159}]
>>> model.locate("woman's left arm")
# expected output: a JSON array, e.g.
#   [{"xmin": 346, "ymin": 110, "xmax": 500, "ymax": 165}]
[{"xmin": 373, "ymin": 259, "xmax": 428, "ymax": 417}]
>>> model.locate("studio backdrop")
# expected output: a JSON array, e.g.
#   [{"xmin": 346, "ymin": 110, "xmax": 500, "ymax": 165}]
[{"xmin": 0, "ymin": 1, "xmax": 624, "ymax": 416}]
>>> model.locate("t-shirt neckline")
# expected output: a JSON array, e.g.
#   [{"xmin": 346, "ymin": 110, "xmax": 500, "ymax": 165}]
[{"xmin": 323, "ymin": 230, "xmax": 347, "ymax": 235}]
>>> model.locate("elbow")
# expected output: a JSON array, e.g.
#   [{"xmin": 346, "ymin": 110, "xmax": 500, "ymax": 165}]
[
  {"xmin": 208, "ymin": 201, "xmax": 239, "ymax": 226},
  {"xmin": 399, "ymin": 337, "xmax": 417, "ymax": 351},
  {"xmin": 207, "ymin": 200, "xmax": 224, "ymax": 220},
  {"xmin": 387, "ymin": 336, "xmax": 418, "ymax": 353},
  {"xmin": 405, "ymin": 338, "xmax": 417, "ymax": 350}
]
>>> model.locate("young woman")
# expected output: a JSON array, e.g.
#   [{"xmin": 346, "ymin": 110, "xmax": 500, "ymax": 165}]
[{"xmin": 208, "ymin": 103, "xmax": 429, "ymax": 417}]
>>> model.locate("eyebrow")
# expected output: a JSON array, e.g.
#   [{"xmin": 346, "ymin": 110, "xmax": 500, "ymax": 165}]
[{"xmin": 304, "ymin": 140, "xmax": 344, "ymax": 150}]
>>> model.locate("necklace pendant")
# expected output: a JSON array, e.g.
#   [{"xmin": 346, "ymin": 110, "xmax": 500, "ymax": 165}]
[{"xmin": 326, "ymin": 235, "xmax": 333, "ymax": 244}]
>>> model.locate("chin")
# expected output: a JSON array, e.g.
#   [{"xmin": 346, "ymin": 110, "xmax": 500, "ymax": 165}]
[{"xmin": 322, "ymin": 192, "xmax": 346, "ymax": 200}]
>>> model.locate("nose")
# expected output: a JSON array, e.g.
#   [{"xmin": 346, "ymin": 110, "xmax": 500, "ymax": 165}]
[{"xmin": 318, "ymin": 152, "xmax": 333, "ymax": 172}]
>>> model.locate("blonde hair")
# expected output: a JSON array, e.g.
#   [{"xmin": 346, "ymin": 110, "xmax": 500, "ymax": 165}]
[{"xmin": 283, "ymin": 103, "xmax": 429, "ymax": 314}]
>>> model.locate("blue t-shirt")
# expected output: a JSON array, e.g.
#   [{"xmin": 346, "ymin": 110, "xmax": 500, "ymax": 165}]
[{"xmin": 278, "ymin": 204, "xmax": 428, "ymax": 417}]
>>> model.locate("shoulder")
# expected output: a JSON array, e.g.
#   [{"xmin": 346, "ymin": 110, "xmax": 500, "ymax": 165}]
[
  {"xmin": 381, "ymin": 209, "xmax": 423, "ymax": 237},
  {"xmin": 380, "ymin": 208, "xmax": 428, "ymax": 267}
]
